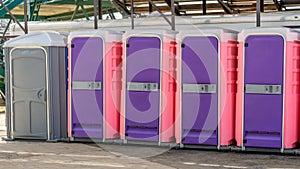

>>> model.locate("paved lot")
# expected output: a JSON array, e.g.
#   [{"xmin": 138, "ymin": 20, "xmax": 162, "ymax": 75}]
[
  {"xmin": 148, "ymin": 149, "xmax": 300, "ymax": 169},
  {"xmin": 0, "ymin": 99, "xmax": 300, "ymax": 169},
  {"xmin": 0, "ymin": 141, "xmax": 174, "ymax": 169},
  {"xmin": 0, "ymin": 140, "xmax": 299, "ymax": 169}
]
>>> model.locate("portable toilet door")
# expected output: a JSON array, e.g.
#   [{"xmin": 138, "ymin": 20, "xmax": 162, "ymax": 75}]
[
  {"xmin": 120, "ymin": 30, "xmax": 177, "ymax": 144},
  {"xmin": 68, "ymin": 30, "xmax": 122, "ymax": 141},
  {"xmin": 4, "ymin": 31, "xmax": 67, "ymax": 141},
  {"xmin": 175, "ymin": 28, "xmax": 237, "ymax": 148},
  {"xmin": 236, "ymin": 28, "xmax": 300, "ymax": 151}
]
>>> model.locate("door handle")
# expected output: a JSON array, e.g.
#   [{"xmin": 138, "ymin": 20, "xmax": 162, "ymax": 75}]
[
  {"xmin": 182, "ymin": 84, "xmax": 216, "ymax": 94},
  {"xmin": 37, "ymin": 89, "xmax": 47, "ymax": 102},
  {"xmin": 245, "ymin": 84, "xmax": 281, "ymax": 94},
  {"xmin": 72, "ymin": 81, "xmax": 102, "ymax": 90},
  {"xmin": 127, "ymin": 82, "xmax": 158, "ymax": 92}
]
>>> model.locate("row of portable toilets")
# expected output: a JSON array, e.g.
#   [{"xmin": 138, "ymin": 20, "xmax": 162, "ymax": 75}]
[{"xmin": 4, "ymin": 27, "xmax": 300, "ymax": 153}]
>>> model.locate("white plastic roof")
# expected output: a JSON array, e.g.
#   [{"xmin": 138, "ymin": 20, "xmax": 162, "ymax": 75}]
[
  {"xmin": 124, "ymin": 29, "xmax": 177, "ymax": 43},
  {"xmin": 68, "ymin": 29, "xmax": 122, "ymax": 43},
  {"xmin": 4, "ymin": 31, "xmax": 66, "ymax": 47},
  {"xmin": 238, "ymin": 27, "xmax": 300, "ymax": 42},
  {"xmin": 177, "ymin": 27, "xmax": 237, "ymax": 42}
]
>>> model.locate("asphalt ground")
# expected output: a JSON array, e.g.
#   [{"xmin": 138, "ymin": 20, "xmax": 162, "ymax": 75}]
[{"xmin": 0, "ymin": 98, "xmax": 299, "ymax": 169}]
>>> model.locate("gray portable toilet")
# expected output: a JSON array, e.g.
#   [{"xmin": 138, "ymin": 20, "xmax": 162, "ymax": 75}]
[{"xmin": 4, "ymin": 31, "xmax": 67, "ymax": 141}]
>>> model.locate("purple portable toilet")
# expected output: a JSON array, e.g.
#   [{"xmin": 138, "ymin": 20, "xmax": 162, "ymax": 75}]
[
  {"xmin": 236, "ymin": 27, "xmax": 300, "ymax": 150},
  {"xmin": 68, "ymin": 30, "xmax": 122, "ymax": 141},
  {"xmin": 120, "ymin": 30, "xmax": 177, "ymax": 144},
  {"xmin": 175, "ymin": 28, "xmax": 237, "ymax": 148}
]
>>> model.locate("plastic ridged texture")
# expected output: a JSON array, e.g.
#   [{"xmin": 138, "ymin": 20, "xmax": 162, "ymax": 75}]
[
  {"xmin": 284, "ymin": 40, "xmax": 300, "ymax": 148},
  {"xmin": 119, "ymin": 41, "xmax": 125, "ymax": 140},
  {"xmin": 235, "ymin": 41, "xmax": 244, "ymax": 147},
  {"xmin": 161, "ymin": 41, "xmax": 177, "ymax": 143},
  {"xmin": 105, "ymin": 42, "xmax": 123, "ymax": 139},
  {"xmin": 175, "ymin": 41, "xmax": 181, "ymax": 144},
  {"xmin": 220, "ymin": 40, "xmax": 238, "ymax": 146}
]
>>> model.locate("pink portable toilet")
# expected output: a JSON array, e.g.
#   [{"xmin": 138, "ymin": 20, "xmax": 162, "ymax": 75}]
[
  {"xmin": 175, "ymin": 28, "xmax": 238, "ymax": 148},
  {"xmin": 236, "ymin": 27, "xmax": 300, "ymax": 151},
  {"xmin": 68, "ymin": 30, "xmax": 122, "ymax": 141},
  {"xmin": 120, "ymin": 30, "xmax": 177, "ymax": 144}
]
